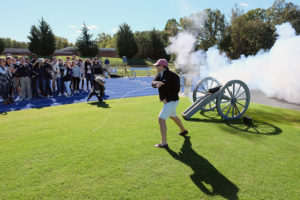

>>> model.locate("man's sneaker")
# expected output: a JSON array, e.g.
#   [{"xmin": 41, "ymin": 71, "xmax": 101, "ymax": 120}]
[
  {"xmin": 153, "ymin": 143, "xmax": 169, "ymax": 148},
  {"xmin": 178, "ymin": 130, "xmax": 189, "ymax": 136}
]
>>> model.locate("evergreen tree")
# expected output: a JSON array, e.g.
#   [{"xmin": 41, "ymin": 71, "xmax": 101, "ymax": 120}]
[
  {"xmin": 116, "ymin": 23, "xmax": 138, "ymax": 58},
  {"xmin": 0, "ymin": 38, "xmax": 4, "ymax": 54},
  {"xmin": 75, "ymin": 23, "xmax": 99, "ymax": 57},
  {"xmin": 28, "ymin": 18, "xmax": 56, "ymax": 56},
  {"xmin": 149, "ymin": 29, "xmax": 168, "ymax": 60}
]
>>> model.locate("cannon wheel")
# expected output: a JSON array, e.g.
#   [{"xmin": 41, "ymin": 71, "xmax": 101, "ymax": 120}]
[
  {"xmin": 193, "ymin": 77, "xmax": 222, "ymax": 111},
  {"xmin": 216, "ymin": 80, "xmax": 250, "ymax": 120}
]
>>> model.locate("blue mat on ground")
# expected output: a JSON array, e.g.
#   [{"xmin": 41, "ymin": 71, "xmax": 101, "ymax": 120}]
[{"xmin": 0, "ymin": 77, "xmax": 159, "ymax": 113}]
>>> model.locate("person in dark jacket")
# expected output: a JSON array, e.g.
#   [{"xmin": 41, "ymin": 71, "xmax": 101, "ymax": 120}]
[
  {"xmin": 44, "ymin": 59, "xmax": 53, "ymax": 97},
  {"xmin": 30, "ymin": 61, "xmax": 39, "ymax": 98},
  {"xmin": 151, "ymin": 59, "xmax": 188, "ymax": 148},
  {"xmin": 92, "ymin": 57, "xmax": 103, "ymax": 78},
  {"xmin": 63, "ymin": 61, "xmax": 73, "ymax": 96},
  {"xmin": 16, "ymin": 57, "xmax": 32, "ymax": 100},
  {"xmin": 86, "ymin": 77, "xmax": 105, "ymax": 103},
  {"xmin": 0, "ymin": 58, "xmax": 10, "ymax": 105},
  {"xmin": 35, "ymin": 58, "xmax": 47, "ymax": 97},
  {"xmin": 84, "ymin": 59, "xmax": 93, "ymax": 90}
]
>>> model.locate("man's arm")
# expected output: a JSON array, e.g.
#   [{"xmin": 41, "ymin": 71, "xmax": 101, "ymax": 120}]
[{"xmin": 151, "ymin": 74, "xmax": 160, "ymax": 88}]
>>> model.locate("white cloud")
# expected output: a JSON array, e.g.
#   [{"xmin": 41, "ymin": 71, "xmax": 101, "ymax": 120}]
[
  {"xmin": 240, "ymin": 2, "xmax": 249, "ymax": 7},
  {"xmin": 81, "ymin": 24, "xmax": 99, "ymax": 30},
  {"xmin": 75, "ymin": 30, "xmax": 81, "ymax": 34},
  {"xmin": 68, "ymin": 25, "xmax": 77, "ymax": 29},
  {"xmin": 111, "ymin": 27, "xmax": 118, "ymax": 33}
]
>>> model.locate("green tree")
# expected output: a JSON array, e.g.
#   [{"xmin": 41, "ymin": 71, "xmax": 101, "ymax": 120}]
[
  {"xmin": 179, "ymin": 16, "xmax": 193, "ymax": 31},
  {"xmin": 230, "ymin": 14, "xmax": 275, "ymax": 59},
  {"xmin": 198, "ymin": 9, "xmax": 226, "ymax": 50},
  {"xmin": 134, "ymin": 31, "xmax": 151, "ymax": 59},
  {"xmin": 267, "ymin": 0, "xmax": 300, "ymax": 33},
  {"xmin": 0, "ymin": 38, "xmax": 27, "ymax": 48},
  {"xmin": 245, "ymin": 8, "xmax": 268, "ymax": 22},
  {"xmin": 116, "ymin": 23, "xmax": 138, "ymax": 58},
  {"xmin": 0, "ymin": 38, "xmax": 4, "ymax": 54},
  {"xmin": 55, "ymin": 36, "xmax": 73, "ymax": 49},
  {"xmin": 149, "ymin": 29, "xmax": 169, "ymax": 60},
  {"xmin": 97, "ymin": 33, "xmax": 116, "ymax": 48},
  {"xmin": 75, "ymin": 23, "xmax": 99, "ymax": 57},
  {"xmin": 28, "ymin": 25, "xmax": 40, "ymax": 55},
  {"xmin": 164, "ymin": 18, "xmax": 180, "ymax": 38},
  {"xmin": 28, "ymin": 18, "xmax": 56, "ymax": 56}
]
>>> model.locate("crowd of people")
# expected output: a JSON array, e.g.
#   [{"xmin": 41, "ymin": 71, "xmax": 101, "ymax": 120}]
[{"xmin": 0, "ymin": 54, "xmax": 111, "ymax": 105}]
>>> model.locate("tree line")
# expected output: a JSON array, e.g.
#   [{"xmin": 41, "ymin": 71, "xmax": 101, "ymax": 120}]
[
  {"xmin": 0, "ymin": 0, "xmax": 299, "ymax": 60},
  {"xmin": 99, "ymin": 0, "xmax": 300, "ymax": 60}
]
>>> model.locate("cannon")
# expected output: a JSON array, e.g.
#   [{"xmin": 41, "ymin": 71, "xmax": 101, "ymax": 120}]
[{"xmin": 182, "ymin": 77, "xmax": 250, "ymax": 120}]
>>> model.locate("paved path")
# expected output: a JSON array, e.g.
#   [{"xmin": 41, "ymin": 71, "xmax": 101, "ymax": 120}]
[{"xmin": 250, "ymin": 90, "xmax": 300, "ymax": 111}]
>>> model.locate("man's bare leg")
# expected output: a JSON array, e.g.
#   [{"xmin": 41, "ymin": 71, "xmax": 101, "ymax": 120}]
[
  {"xmin": 170, "ymin": 116, "xmax": 187, "ymax": 132},
  {"xmin": 159, "ymin": 118, "xmax": 167, "ymax": 145}
]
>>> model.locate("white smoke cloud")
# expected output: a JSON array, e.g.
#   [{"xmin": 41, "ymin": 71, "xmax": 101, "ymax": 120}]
[
  {"xmin": 167, "ymin": 22, "xmax": 300, "ymax": 104},
  {"xmin": 240, "ymin": 2, "xmax": 250, "ymax": 8}
]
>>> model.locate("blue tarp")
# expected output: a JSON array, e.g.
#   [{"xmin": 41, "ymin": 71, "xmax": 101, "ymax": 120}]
[{"xmin": 0, "ymin": 77, "xmax": 158, "ymax": 113}]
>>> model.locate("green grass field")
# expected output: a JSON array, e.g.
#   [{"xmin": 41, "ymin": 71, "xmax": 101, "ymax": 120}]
[{"xmin": 0, "ymin": 96, "xmax": 299, "ymax": 200}]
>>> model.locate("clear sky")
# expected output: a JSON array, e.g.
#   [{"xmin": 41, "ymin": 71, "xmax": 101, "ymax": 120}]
[{"xmin": 1, "ymin": 0, "xmax": 299, "ymax": 43}]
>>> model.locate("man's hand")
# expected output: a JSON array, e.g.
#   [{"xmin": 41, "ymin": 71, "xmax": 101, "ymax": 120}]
[
  {"xmin": 162, "ymin": 99, "xmax": 167, "ymax": 104},
  {"xmin": 156, "ymin": 81, "xmax": 165, "ymax": 88}
]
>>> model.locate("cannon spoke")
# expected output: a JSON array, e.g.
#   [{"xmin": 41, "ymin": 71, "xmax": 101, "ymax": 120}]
[
  {"xmin": 236, "ymin": 90, "xmax": 246, "ymax": 99},
  {"xmin": 209, "ymin": 79, "xmax": 213, "ymax": 89},
  {"xmin": 236, "ymin": 101, "xmax": 245, "ymax": 107},
  {"xmin": 222, "ymin": 94, "xmax": 231, "ymax": 101},
  {"xmin": 226, "ymin": 87, "xmax": 233, "ymax": 98},
  {"xmin": 232, "ymin": 103, "xmax": 235, "ymax": 117},
  {"xmin": 221, "ymin": 102, "xmax": 231, "ymax": 112},
  {"xmin": 235, "ymin": 84, "xmax": 242, "ymax": 98},
  {"xmin": 234, "ymin": 103, "xmax": 241, "ymax": 115},
  {"xmin": 200, "ymin": 84, "xmax": 208, "ymax": 93},
  {"xmin": 226, "ymin": 104, "xmax": 232, "ymax": 117},
  {"xmin": 233, "ymin": 83, "xmax": 235, "ymax": 97},
  {"xmin": 237, "ymin": 97, "xmax": 247, "ymax": 101},
  {"xmin": 220, "ymin": 100, "xmax": 231, "ymax": 104}
]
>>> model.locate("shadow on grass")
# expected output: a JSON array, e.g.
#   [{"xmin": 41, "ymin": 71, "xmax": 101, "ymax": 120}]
[
  {"xmin": 88, "ymin": 101, "xmax": 110, "ymax": 108},
  {"xmin": 186, "ymin": 111, "xmax": 282, "ymax": 135},
  {"xmin": 166, "ymin": 136, "xmax": 239, "ymax": 200},
  {"xmin": 246, "ymin": 107, "xmax": 300, "ymax": 125}
]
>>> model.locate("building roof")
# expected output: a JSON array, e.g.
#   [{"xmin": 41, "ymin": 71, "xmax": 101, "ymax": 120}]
[
  {"xmin": 1, "ymin": 48, "xmax": 31, "ymax": 55},
  {"xmin": 1, "ymin": 47, "xmax": 117, "ymax": 57},
  {"xmin": 53, "ymin": 47, "xmax": 77, "ymax": 56}
]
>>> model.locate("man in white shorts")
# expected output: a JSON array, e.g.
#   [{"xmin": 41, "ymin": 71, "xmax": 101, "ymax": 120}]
[{"xmin": 151, "ymin": 59, "xmax": 188, "ymax": 148}]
